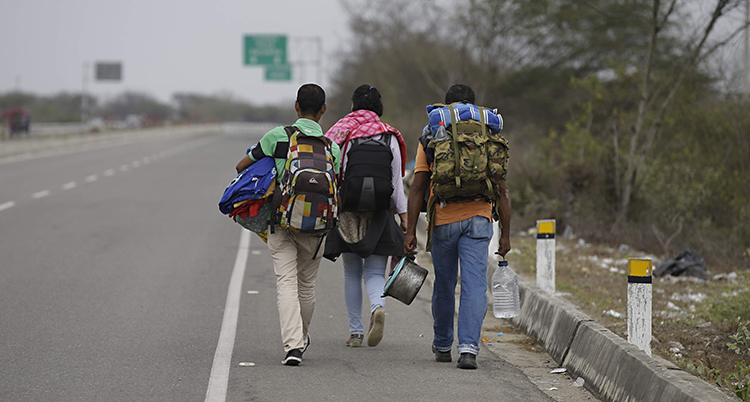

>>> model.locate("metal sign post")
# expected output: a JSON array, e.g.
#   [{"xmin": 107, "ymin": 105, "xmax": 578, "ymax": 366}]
[
  {"xmin": 288, "ymin": 36, "xmax": 322, "ymax": 83},
  {"xmin": 81, "ymin": 60, "xmax": 123, "ymax": 122}
]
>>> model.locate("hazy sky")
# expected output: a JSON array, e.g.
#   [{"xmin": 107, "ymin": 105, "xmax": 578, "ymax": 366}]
[{"xmin": 1, "ymin": 0, "xmax": 351, "ymax": 105}]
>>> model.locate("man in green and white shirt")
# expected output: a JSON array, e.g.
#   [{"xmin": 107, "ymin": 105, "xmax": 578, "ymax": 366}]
[
  {"xmin": 235, "ymin": 84, "xmax": 340, "ymax": 366},
  {"xmin": 238, "ymin": 116, "xmax": 341, "ymax": 184}
]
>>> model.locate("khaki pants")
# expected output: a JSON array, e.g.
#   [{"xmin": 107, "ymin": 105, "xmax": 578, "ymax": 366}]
[{"xmin": 267, "ymin": 228, "xmax": 324, "ymax": 352}]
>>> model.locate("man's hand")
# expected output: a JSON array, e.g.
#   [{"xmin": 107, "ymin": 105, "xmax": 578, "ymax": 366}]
[
  {"xmin": 404, "ymin": 233, "xmax": 418, "ymax": 255},
  {"xmin": 404, "ymin": 171, "xmax": 430, "ymax": 257},
  {"xmin": 497, "ymin": 236, "xmax": 511, "ymax": 257}
]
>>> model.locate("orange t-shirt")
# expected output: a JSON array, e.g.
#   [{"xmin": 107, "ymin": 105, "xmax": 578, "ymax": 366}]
[{"xmin": 414, "ymin": 144, "xmax": 492, "ymax": 226}]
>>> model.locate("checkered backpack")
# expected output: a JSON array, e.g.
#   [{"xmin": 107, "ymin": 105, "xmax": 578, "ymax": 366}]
[{"xmin": 276, "ymin": 126, "xmax": 338, "ymax": 235}]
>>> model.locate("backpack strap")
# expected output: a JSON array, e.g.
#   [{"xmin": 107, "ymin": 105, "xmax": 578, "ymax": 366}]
[
  {"xmin": 382, "ymin": 132, "xmax": 391, "ymax": 148},
  {"xmin": 274, "ymin": 126, "xmax": 297, "ymax": 158},
  {"xmin": 340, "ymin": 131, "xmax": 389, "ymax": 179},
  {"xmin": 420, "ymin": 134, "xmax": 434, "ymax": 165},
  {"xmin": 478, "ymin": 107, "xmax": 494, "ymax": 196},
  {"xmin": 268, "ymin": 125, "xmax": 299, "ymax": 234},
  {"xmin": 250, "ymin": 126, "xmax": 297, "ymax": 160},
  {"xmin": 448, "ymin": 104, "xmax": 462, "ymax": 187},
  {"xmin": 425, "ymin": 191, "xmax": 438, "ymax": 252}
]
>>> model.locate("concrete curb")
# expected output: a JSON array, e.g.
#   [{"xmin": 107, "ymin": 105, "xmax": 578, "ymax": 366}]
[{"xmin": 511, "ymin": 278, "xmax": 739, "ymax": 402}]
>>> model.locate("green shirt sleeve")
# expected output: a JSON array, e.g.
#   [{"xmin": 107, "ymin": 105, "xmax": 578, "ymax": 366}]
[
  {"xmin": 248, "ymin": 126, "xmax": 285, "ymax": 161},
  {"xmin": 331, "ymin": 142, "xmax": 341, "ymax": 174},
  {"xmin": 249, "ymin": 124, "xmax": 340, "ymax": 175}
]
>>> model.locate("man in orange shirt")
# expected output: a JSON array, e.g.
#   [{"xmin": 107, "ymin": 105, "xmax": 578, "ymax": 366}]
[{"xmin": 404, "ymin": 84, "xmax": 511, "ymax": 370}]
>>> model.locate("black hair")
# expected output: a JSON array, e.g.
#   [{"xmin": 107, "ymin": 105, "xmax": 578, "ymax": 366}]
[
  {"xmin": 351, "ymin": 84, "xmax": 383, "ymax": 116},
  {"xmin": 296, "ymin": 83, "xmax": 326, "ymax": 115},
  {"xmin": 444, "ymin": 84, "xmax": 475, "ymax": 104}
]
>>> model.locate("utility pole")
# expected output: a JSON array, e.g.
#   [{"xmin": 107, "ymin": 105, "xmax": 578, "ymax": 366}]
[
  {"xmin": 81, "ymin": 62, "xmax": 89, "ymax": 122},
  {"xmin": 316, "ymin": 36, "xmax": 322, "ymax": 84}
]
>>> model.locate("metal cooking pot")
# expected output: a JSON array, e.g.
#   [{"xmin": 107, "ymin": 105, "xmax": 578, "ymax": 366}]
[{"xmin": 383, "ymin": 255, "xmax": 428, "ymax": 305}]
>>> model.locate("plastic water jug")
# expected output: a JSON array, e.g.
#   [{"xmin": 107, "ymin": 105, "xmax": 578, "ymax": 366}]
[{"xmin": 492, "ymin": 259, "xmax": 520, "ymax": 318}]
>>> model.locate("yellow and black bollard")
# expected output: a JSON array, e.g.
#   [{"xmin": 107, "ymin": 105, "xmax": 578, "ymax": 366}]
[
  {"xmin": 627, "ymin": 258, "xmax": 653, "ymax": 356},
  {"xmin": 535, "ymin": 219, "xmax": 556, "ymax": 294}
]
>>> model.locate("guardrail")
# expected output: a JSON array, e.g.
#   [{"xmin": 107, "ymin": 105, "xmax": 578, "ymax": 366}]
[
  {"xmin": 1, "ymin": 121, "xmax": 281, "ymax": 140},
  {"xmin": 0, "ymin": 122, "xmax": 282, "ymax": 161}
]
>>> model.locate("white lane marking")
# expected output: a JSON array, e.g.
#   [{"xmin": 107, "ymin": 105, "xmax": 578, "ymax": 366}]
[
  {"xmin": 0, "ymin": 201, "xmax": 15, "ymax": 212},
  {"xmin": 251, "ymin": 250, "xmax": 261, "ymax": 255},
  {"xmin": 132, "ymin": 161, "xmax": 140, "ymax": 168},
  {"xmin": 205, "ymin": 229, "xmax": 251, "ymax": 402},
  {"xmin": 32, "ymin": 190, "xmax": 50, "ymax": 199},
  {"xmin": 62, "ymin": 182, "xmax": 77, "ymax": 190},
  {"xmin": 85, "ymin": 175, "xmax": 98, "ymax": 183},
  {"xmin": 246, "ymin": 290, "xmax": 259, "ymax": 295},
  {"xmin": 142, "ymin": 157, "xmax": 150, "ymax": 164},
  {"xmin": 104, "ymin": 169, "xmax": 115, "ymax": 177},
  {"xmin": 119, "ymin": 165, "xmax": 129, "ymax": 172}
]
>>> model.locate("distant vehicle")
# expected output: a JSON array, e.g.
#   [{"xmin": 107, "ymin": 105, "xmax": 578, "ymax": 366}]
[
  {"xmin": 88, "ymin": 117, "xmax": 105, "ymax": 132},
  {"xmin": 1, "ymin": 107, "xmax": 30, "ymax": 137},
  {"xmin": 125, "ymin": 114, "xmax": 142, "ymax": 129}
]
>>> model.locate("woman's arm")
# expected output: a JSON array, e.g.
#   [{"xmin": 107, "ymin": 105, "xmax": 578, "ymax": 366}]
[{"xmin": 389, "ymin": 135, "xmax": 407, "ymax": 214}]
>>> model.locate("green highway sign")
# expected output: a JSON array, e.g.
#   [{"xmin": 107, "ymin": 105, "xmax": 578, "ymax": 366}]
[
  {"xmin": 244, "ymin": 35, "xmax": 287, "ymax": 66},
  {"xmin": 265, "ymin": 64, "xmax": 292, "ymax": 81}
]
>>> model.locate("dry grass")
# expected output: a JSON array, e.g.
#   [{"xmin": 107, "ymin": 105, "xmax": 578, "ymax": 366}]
[{"xmin": 506, "ymin": 233, "xmax": 750, "ymax": 397}]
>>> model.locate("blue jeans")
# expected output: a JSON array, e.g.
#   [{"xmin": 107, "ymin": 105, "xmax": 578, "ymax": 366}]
[
  {"xmin": 342, "ymin": 253, "xmax": 388, "ymax": 335},
  {"xmin": 431, "ymin": 216, "xmax": 492, "ymax": 356}
]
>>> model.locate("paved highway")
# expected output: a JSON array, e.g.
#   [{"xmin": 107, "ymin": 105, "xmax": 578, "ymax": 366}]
[{"xmin": 0, "ymin": 127, "xmax": 560, "ymax": 401}]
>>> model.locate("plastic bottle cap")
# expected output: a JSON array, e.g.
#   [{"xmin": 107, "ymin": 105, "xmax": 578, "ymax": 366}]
[
  {"xmin": 498, "ymin": 260, "xmax": 508, "ymax": 267},
  {"xmin": 439, "ymin": 121, "xmax": 445, "ymax": 125}
]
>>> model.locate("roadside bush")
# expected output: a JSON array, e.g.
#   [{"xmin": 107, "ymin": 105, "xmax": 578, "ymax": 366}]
[{"xmin": 727, "ymin": 319, "xmax": 750, "ymax": 401}]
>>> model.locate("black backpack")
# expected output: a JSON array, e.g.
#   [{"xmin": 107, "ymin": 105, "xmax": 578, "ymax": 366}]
[{"xmin": 340, "ymin": 134, "xmax": 393, "ymax": 212}]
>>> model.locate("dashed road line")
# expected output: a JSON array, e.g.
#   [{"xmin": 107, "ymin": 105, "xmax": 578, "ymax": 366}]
[
  {"xmin": 6, "ymin": 138, "xmax": 216, "ymax": 213},
  {"xmin": 32, "ymin": 190, "xmax": 50, "ymax": 199}
]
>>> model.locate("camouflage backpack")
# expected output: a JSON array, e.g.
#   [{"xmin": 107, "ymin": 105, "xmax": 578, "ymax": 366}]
[
  {"xmin": 426, "ymin": 103, "xmax": 509, "ymax": 204},
  {"xmin": 422, "ymin": 103, "xmax": 509, "ymax": 251}
]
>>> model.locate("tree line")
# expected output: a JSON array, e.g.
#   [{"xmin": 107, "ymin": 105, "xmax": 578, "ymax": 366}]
[
  {"xmin": 0, "ymin": 91, "xmax": 294, "ymax": 125},
  {"xmin": 322, "ymin": 0, "xmax": 750, "ymax": 270}
]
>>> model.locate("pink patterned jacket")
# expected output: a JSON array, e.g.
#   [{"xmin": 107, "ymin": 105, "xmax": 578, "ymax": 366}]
[{"xmin": 324, "ymin": 109, "xmax": 407, "ymax": 177}]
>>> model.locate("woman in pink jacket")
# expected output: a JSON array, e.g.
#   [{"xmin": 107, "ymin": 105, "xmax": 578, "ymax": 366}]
[{"xmin": 323, "ymin": 85, "xmax": 408, "ymax": 348}]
